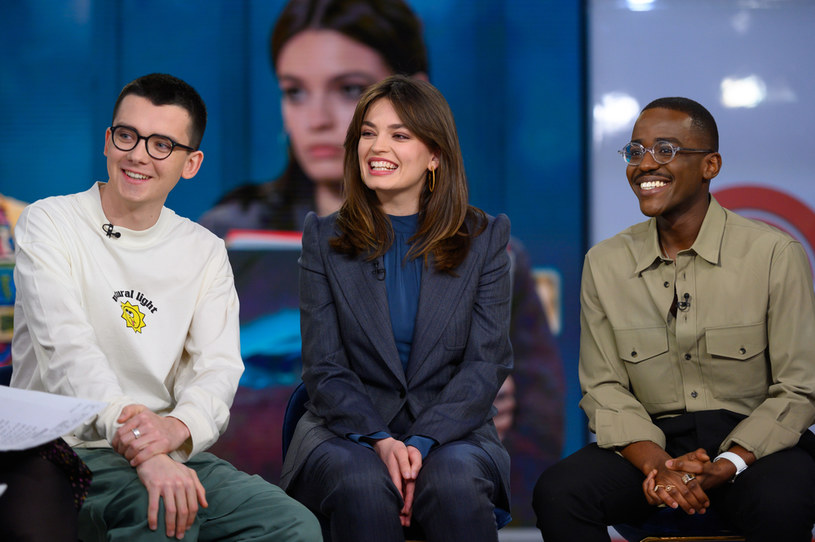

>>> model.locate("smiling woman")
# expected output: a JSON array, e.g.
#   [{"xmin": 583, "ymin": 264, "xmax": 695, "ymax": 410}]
[
  {"xmin": 357, "ymin": 98, "xmax": 439, "ymax": 215},
  {"xmin": 197, "ymin": 0, "xmax": 567, "ymax": 528},
  {"xmin": 282, "ymin": 75, "xmax": 512, "ymax": 542},
  {"xmin": 333, "ymin": 76, "xmax": 476, "ymax": 270}
]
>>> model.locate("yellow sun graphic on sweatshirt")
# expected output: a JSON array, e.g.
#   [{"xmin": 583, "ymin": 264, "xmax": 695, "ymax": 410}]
[{"xmin": 121, "ymin": 301, "xmax": 146, "ymax": 333}]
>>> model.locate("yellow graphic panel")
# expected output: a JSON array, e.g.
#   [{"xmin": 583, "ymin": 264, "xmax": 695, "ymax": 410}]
[{"xmin": 121, "ymin": 301, "xmax": 146, "ymax": 333}]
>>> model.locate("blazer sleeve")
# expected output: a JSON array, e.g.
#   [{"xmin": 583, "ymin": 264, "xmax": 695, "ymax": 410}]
[
  {"xmin": 406, "ymin": 214, "xmax": 514, "ymax": 445},
  {"xmin": 298, "ymin": 212, "xmax": 391, "ymax": 437}
]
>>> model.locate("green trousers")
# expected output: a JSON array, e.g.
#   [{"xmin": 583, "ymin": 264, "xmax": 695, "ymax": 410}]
[{"xmin": 76, "ymin": 449, "xmax": 321, "ymax": 542}]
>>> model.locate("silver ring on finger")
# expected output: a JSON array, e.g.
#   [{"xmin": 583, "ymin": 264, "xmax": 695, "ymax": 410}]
[
  {"xmin": 132, "ymin": 427, "xmax": 142, "ymax": 439},
  {"xmin": 682, "ymin": 473, "xmax": 695, "ymax": 484}
]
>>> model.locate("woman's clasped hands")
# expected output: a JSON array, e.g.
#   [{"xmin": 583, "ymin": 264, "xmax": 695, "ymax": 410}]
[{"xmin": 373, "ymin": 437, "xmax": 422, "ymax": 527}]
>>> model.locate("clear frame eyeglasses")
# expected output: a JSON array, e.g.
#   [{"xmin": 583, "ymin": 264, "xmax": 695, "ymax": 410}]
[
  {"xmin": 109, "ymin": 125, "xmax": 197, "ymax": 160},
  {"xmin": 618, "ymin": 141, "xmax": 713, "ymax": 166}
]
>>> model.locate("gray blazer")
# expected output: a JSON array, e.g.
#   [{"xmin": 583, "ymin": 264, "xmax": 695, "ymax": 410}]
[{"xmin": 281, "ymin": 211, "xmax": 513, "ymax": 507}]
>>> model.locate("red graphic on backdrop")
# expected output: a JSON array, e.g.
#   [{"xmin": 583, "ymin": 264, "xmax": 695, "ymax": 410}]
[{"xmin": 714, "ymin": 184, "xmax": 815, "ymax": 274}]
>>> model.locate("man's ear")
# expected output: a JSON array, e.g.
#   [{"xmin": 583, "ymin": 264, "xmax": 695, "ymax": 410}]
[
  {"xmin": 181, "ymin": 150, "xmax": 204, "ymax": 180},
  {"xmin": 103, "ymin": 127, "xmax": 112, "ymax": 157},
  {"xmin": 702, "ymin": 152, "xmax": 721, "ymax": 181}
]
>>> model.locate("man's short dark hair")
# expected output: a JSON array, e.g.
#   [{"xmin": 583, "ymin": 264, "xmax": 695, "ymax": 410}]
[
  {"xmin": 642, "ymin": 97, "xmax": 718, "ymax": 152},
  {"xmin": 111, "ymin": 73, "xmax": 207, "ymax": 150}
]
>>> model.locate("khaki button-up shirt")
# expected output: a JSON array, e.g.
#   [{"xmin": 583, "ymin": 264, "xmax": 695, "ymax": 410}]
[{"xmin": 579, "ymin": 197, "xmax": 815, "ymax": 458}]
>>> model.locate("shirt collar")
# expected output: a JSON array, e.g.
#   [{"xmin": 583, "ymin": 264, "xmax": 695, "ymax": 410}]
[
  {"xmin": 691, "ymin": 195, "xmax": 726, "ymax": 266},
  {"xmin": 633, "ymin": 196, "xmax": 725, "ymax": 274},
  {"xmin": 634, "ymin": 219, "xmax": 664, "ymax": 274}
]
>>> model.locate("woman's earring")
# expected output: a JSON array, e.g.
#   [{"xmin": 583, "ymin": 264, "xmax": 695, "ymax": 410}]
[{"xmin": 428, "ymin": 168, "xmax": 436, "ymax": 193}]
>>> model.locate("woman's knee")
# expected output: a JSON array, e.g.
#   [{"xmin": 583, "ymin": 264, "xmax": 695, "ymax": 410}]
[
  {"xmin": 297, "ymin": 440, "xmax": 402, "ymax": 514},
  {"xmin": 415, "ymin": 442, "xmax": 498, "ymax": 506}
]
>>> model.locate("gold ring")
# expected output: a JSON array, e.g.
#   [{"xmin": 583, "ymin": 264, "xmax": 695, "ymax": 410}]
[
  {"xmin": 682, "ymin": 473, "xmax": 695, "ymax": 484},
  {"xmin": 653, "ymin": 484, "xmax": 664, "ymax": 492},
  {"xmin": 664, "ymin": 484, "xmax": 675, "ymax": 492}
]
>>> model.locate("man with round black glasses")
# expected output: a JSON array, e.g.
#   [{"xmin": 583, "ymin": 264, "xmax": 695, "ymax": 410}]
[
  {"xmin": 533, "ymin": 97, "xmax": 815, "ymax": 541},
  {"xmin": 11, "ymin": 73, "xmax": 320, "ymax": 541},
  {"xmin": 108, "ymin": 125, "xmax": 198, "ymax": 160}
]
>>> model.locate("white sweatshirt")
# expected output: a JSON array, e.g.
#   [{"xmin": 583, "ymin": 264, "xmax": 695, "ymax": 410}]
[{"xmin": 11, "ymin": 183, "xmax": 242, "ymax": 461}]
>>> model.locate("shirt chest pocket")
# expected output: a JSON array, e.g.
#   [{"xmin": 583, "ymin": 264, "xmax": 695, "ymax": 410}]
[
  {"xmin": 613, "ymin": 326, "xmax": 676, "ymax": 405},
  {"xmin": 705, "ymin": 322, "xmax": 768, "ymax": 399}
]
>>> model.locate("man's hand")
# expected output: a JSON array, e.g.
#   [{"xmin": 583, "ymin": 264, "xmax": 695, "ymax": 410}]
[
  {"xmin": 664, "ymin": 448, "xmax": 713, "ymax": 488},
  {"xmin": 666, "ymin": 446, "xmax": 754, "ymax": 491},
  {"xmin": 372, "ymin": 438, "xmax": 423, "ymax": 526},
  {"xmin": 113, "ymin": 405, "xmax": 191, "ymax": 466},
  {"xmin": 136, "ymin": 454, "xmax": 207, "ymax": 540},
  {"xmin": 621, "ymin": 441, "xmax": 710, "ymax": 515}
]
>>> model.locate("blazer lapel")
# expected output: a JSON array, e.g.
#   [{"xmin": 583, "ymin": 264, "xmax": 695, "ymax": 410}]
[
  {"xmin": 407, "ymin": 253, "xmax": 478, "ymax": 382},
  {"xmin": 326, "ymin": 251, "xmax": 405, "ymax": 383}
]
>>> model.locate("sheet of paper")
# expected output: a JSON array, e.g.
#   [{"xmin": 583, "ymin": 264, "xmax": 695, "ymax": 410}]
[{"xmin": 0, "ymin": 386, "xmax": 106, "ymax": 451}]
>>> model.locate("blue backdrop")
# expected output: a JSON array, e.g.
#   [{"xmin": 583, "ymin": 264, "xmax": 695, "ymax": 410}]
[{"xmin": 0, "ymin": 0, "xmax": 587, "ymax": 455}]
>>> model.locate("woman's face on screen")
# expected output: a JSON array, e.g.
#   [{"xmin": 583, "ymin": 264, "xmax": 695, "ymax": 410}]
[{"xmin": 276, "ymin": 30, "xmax": 392, "ymax": 184}]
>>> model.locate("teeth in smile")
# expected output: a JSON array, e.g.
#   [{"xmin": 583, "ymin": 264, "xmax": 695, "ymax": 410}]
[
  {"xmin": 640, "ymin": 180, "xmax": 667, "ymax": 191},
  {"xmin": 370, "ymin": 161, "xmax": 397, "ymax": 171},
  {"xmin": 125, "ymin": 170, "xmax": 148, "ymax": 180}
]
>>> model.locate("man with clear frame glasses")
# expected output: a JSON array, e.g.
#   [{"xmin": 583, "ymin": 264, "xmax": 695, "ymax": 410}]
[{"xmin": 532, "ymin": 97, "xmax": 815, "ymax": 542}]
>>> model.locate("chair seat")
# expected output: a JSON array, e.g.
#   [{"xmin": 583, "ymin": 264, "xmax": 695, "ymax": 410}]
[{"xmin": 614, "ymin": 506, "xmax": 744, "ymax": 542}]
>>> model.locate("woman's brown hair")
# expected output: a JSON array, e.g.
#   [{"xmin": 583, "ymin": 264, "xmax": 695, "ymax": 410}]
[{"xmin": 331, "ymin": 75, "xmax": 486, "ymax": 273}]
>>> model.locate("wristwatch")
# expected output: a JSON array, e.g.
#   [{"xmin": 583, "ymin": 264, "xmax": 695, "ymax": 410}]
[{"xmin": 713, "ymin": 451, "xmax": 748, "ymax": 482}]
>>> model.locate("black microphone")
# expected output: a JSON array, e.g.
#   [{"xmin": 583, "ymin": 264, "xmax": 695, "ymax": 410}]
[
  {"xmin": 372, "ymin": 259, "xmax": 386, "ymax": 281},
  {"xmin": 102, "ymin": 223, "xmax": 121, "ymax": 239},
  {"xmin": 677, "ymin": 292, "xmax": 690, "ymax": 311}
]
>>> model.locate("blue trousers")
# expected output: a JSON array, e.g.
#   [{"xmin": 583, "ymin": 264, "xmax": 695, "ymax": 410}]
[
  {"xmin": 77, "ymin": 449, "xmax": 321, "ymax": 542},
  {"xmin": 288, "ymin": 437, "xmax": 503, "ymax": 542}
]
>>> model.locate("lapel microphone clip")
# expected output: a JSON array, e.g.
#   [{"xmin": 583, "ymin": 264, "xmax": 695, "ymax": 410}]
[{"xmin": 102, "ymin": 223, "xmax": 121, "ymax": 239}]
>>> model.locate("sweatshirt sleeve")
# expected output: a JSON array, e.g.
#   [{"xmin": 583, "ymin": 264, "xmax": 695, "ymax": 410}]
[
  {"xmin": 12, "ymin": 204, "xmax": 134, "ymax": 442},
  {"xmin": 165, "ymin": 242, "xmax": 243, "ymax": 460}
]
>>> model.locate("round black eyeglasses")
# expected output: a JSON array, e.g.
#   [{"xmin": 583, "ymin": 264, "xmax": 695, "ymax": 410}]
[{"xmin": 110, "ymin": 125, "xmax": 197, "ymax": 160}]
